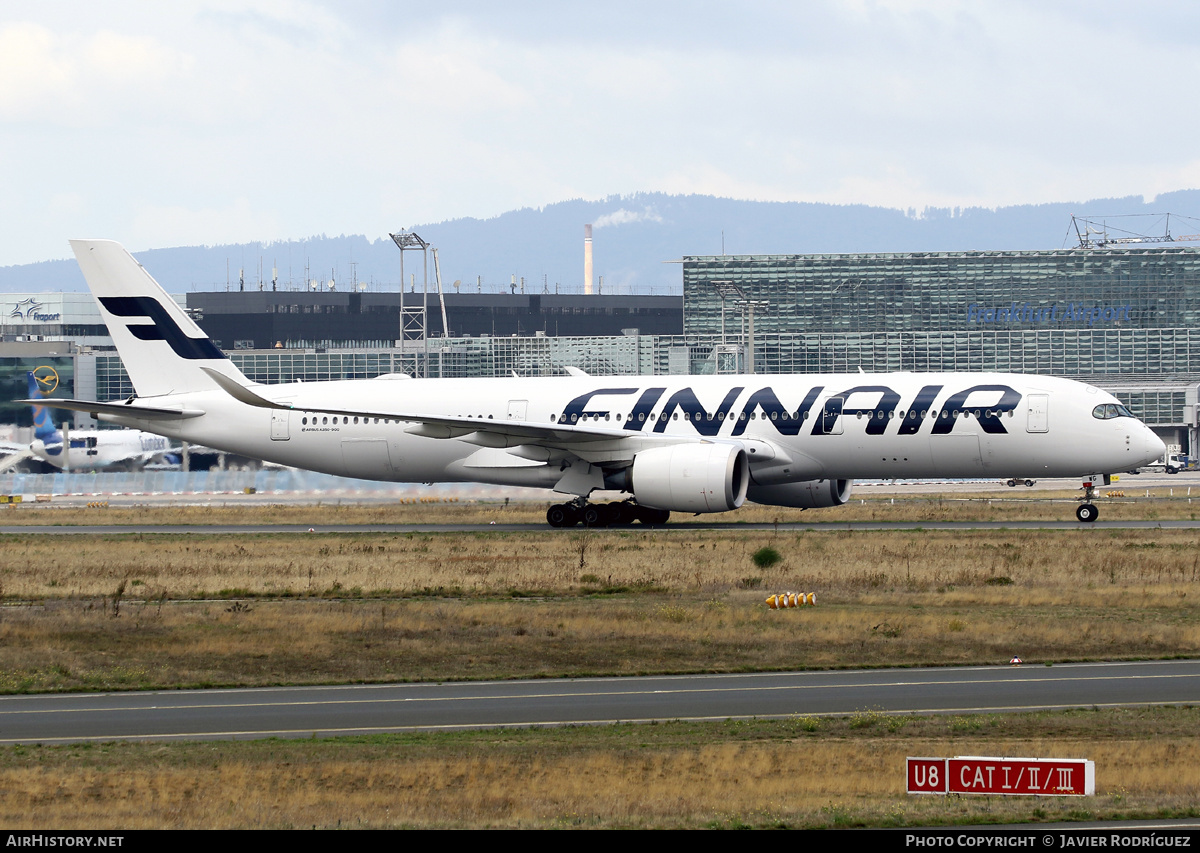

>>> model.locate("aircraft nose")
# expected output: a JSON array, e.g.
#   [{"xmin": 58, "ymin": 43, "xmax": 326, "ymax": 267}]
[{"xmin": 1146, "ymin": 429, "xmax": 1166, "ymax": 462}]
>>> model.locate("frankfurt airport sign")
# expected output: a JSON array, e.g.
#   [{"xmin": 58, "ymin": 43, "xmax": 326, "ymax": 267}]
[
  {"xmin": 6, "ymin": 298, "xmax": 60, "ymax": 323},
  {"xmin": 967, "ymin": 302, "xmax": 1133, "ymax": 327},
  {"xmin": 907, "ymin": 756, "xmax": 1095, "ymax": 796}
]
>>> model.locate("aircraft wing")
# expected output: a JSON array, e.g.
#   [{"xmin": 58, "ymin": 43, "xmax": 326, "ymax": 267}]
[{"xmin": 199, "ymin": 368, "xmax": 643, "ymax": 449}]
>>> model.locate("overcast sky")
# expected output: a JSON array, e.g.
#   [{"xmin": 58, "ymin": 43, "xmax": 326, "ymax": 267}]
[{"xmin": 2, "ymin": 0, "xmax": 1198, "ymax": 267}]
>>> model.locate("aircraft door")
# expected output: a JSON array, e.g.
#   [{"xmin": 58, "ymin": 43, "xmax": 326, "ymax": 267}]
[
  {"xmin": 507, "ymin": 399, "xmax": 528, "ymax": 421},
  {"xmin": 270, "ymin": 410, "xmax": 290, "ymax": 441},
  {"xmin": 820, "ymin": 397, "xmax": 844, "ymax": 435},
  {"xmin": 1026, "ymin": 394, "xmax": 1049, "ymax": 433}
]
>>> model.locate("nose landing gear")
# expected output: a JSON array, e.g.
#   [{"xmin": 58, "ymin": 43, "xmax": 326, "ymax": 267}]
[{"xmin": 1076, "ymin": 475, "xmax": 1108, "ymax": 523}]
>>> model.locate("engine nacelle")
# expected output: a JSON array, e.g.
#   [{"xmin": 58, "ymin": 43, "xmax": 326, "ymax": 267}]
[
  {"xmin": 746, "ymin": 479, "xmax": 853, "ymax": 509},
  {"xmin": 628, "ymin": 443, "xmax": 749, "ymax": 513}
]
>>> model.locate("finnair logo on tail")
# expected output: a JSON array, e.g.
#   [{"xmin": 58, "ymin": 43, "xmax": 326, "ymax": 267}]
[{"xmin": 98, "ymin": 297, "xmax": 226, "ymax": 361}]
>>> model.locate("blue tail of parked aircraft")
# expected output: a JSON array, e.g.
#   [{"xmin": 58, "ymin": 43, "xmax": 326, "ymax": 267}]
[{"xmin": 28, "ymin": 372, "xmax": 61, "ymax": 444}]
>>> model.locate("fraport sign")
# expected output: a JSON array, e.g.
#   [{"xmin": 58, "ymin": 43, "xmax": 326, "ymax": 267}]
[
  {"xmin": 907, "ymin": 756, "xmax": 1095, "ymax": 796},
  {"xmin": 7, "ymin": 298, "xmax": 61, "ymax": 323},
  {"xmin": 966, "ymin": 302, "xmax": 1132, "ymax": 327}
]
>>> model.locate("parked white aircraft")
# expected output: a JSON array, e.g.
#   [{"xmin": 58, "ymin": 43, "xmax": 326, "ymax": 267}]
[
  {"xmin": 30, "ymin": 240, "xmax": 1165, "ymax": 524},
  {"xmin": 0, "ymin": 370, "xmax": 176, "ymax": 472}
]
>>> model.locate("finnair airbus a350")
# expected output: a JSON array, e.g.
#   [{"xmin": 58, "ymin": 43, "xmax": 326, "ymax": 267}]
[{"xmin": 31, "ymin": 240, "xmax": 1165, "ymax": 525}]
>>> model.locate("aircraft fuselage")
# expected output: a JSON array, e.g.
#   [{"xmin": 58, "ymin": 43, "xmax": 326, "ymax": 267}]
[{"xmin": 98, "ymin": 371, "xmax": 1162, "ymax": 488}]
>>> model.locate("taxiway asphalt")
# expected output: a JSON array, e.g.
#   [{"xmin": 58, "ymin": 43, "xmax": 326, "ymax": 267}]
[
  {"xmin": 1, "ymin": 660, "xmax": 1196, "ymax": 744},
  {"xmin": 3, "ymin": 519, "xmax": 1200, "ymax": 535}
]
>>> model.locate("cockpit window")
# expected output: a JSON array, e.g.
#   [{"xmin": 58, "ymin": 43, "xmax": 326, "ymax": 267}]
[{"xmin": 1092, "ymin": 403, "xmax": 1135, "ymax": 420}]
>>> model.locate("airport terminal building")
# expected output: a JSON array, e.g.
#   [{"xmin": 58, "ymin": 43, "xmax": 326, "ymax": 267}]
[
  {"xmin": 680, "ymin": 248, "xmax": 1200, "ymax": 445},
  {"xmin": 3, "ymin": 246, "xmax": 1198, "ymax": 453}
]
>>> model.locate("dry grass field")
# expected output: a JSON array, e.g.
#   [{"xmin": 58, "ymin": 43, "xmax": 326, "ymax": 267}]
[
  {"xmin": 0, "ymin": 523, "xmax": 1197, "ymax": 689},
  {"xmin": 0, "ymin": 494, "xmax": 1197, "ymax": 828},
  {"xmin": 0, "ymin": 710, "xmax": 1196, "ymax": 829}
]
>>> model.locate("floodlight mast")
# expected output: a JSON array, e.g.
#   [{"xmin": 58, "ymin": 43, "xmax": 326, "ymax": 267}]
[
  {"xmin": 389, "ymin": 231, "xmax": 429, "ymax": 377},
  {"xmin": 708, "ymin": 280, "xmax": 769, "ymax": 374}
]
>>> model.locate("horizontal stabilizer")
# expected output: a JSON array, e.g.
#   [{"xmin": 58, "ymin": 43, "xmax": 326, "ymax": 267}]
[
  {"xmin": 0, "ymin": 449, "xmax": 35, "ymax": 473},
  {"xmin": 17, "ymin": 398, "xmax": 205, "ymax": 420}
]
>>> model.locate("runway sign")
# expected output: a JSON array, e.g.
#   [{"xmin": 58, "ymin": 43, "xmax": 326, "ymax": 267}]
[{"xmin": 908, "ymin": 756, "xmax": 1094, "ymax": 796}]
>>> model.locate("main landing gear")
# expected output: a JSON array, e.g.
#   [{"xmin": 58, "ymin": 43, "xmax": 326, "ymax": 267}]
[
  {"xmin": 1076, "ymin": 475, "xmax": 1107, "ymax": 523},
  {"xmin": 546, "ymin": 499, "xmax": 671, "ymax": 528}
]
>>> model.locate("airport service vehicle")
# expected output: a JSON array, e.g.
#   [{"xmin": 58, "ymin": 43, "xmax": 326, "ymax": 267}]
[
  {"xmin": 0, "ymin": 371, "xmax": 176, "ymax": 472},
  {"xmin": 1135, "ymin": 449, "xmax": 1192, "ymax": 475},
  {"xmin": 30, "ymin": 240, "xmax": 1166, "ymax": 525}
]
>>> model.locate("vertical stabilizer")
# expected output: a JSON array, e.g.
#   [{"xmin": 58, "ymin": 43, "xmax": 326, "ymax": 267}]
[
  {"xmin": 70, "ymin": 240, "xmax": 250, "ymax": 398},
  {"xmin": 27, "ymin": 372, "xmax": 61, "ymax": 443}
]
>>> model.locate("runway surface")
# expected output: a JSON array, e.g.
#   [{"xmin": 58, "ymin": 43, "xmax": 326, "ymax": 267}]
[
  {"xmin": 3, "ymin": 519, "xmax": 1200, "ymax": 535},
  {"xmin": 1, "ymin": 660, "xmax": 1196, "ymax": 744}
]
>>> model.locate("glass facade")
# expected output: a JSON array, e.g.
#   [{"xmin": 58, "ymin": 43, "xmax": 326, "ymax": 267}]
[
  {"xmin": 98, "ymin": 351, "xmax": 406, "ymax": 401},
  {"xmin": 675, "ymin": 248, "xmax": 1200, "ymax": 432},
  {"xmin": 683, "ymin": 248, "xmax": 1200, "ymax": 338},
  {"xmin": 626, "ymin": 327, "xmax": 1200, "ymax": 380},
  {"xmin": 96, "ymin": 339, "xmax": 653, "ymax": 401}
]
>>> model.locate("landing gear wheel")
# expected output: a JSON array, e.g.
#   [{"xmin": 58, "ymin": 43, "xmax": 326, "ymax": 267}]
[
  {"xmin": 607, "ymin": 501, "xmax": 634, "ymax": 526},
  {"xmin": 546, "ymin": 504, "xmax": 571, "ymax": 528},
  {"xmin": 1076, "ymin": 503, "xmax": 1098, "ymax": 523},
  {"xmin": 582, "ymin": 505, "xmax": 606, "ymax": 527},
  {"xmin": 636, "ymin": 506, "xmax": 671, "ymax": 525}
]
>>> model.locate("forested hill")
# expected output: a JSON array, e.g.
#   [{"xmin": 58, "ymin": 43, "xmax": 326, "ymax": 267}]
[{"xmin": 4, "ymin": 190, "xmax": 1198, "ymax": 295}]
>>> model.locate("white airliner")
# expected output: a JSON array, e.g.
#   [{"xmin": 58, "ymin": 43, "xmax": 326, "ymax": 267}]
[
  {"xmin": 29, "ymin": 240, "xmax": 1165, "ymax": 524},
  {"xmin": 0, "ymin": 370, "xmax": 176, "ymax": 473}
]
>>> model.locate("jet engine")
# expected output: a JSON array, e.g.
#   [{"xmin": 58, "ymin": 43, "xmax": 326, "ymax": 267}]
[
  {"xmin": 746, "ymin": 478, "xmax": 852, "ymax": 509},
  {"xmin": 627, "ymin": 443, "xmax": 749, "ymax": 513}
]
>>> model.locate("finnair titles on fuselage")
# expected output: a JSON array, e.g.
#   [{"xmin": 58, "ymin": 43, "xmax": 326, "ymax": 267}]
[
  {"xmin": 556, "ymin": 381, "xmax": 1018, "ymax": 437},
  {"xmin": 29, "ymin": 240, "xmax": 1167, "ymax": 527}
]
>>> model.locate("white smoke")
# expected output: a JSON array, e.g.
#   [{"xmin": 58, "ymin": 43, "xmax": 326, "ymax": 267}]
[{"xmin": 592, "ymin": 207, "xmax": 663, "ymax": 229}]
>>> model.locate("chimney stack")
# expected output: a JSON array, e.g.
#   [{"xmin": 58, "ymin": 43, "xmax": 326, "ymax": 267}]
[{"xmin": 584, "ymin": 224, "xmax": 594, "ymax": 295}]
